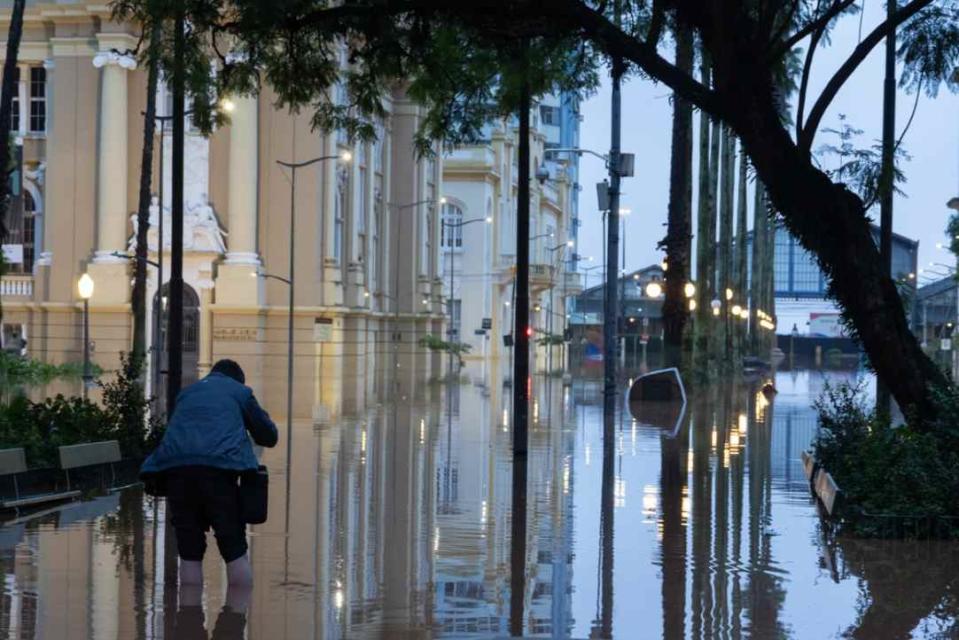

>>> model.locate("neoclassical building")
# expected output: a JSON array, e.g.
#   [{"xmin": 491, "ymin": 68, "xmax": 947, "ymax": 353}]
[
  {"xmin": 0, "ymin": 3, "xmax": 446, "ymax": 418},
  {"xmin": 441, "ymin": 93, "xmax": 583, "ymax": 378}
]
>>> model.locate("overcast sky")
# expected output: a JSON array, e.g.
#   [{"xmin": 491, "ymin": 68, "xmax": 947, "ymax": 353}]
[{"xmin": 575, "ymin": 6, "xmax": 959, "ymax": 282}]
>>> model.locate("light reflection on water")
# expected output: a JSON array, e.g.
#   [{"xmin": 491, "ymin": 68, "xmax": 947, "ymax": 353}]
[{"xmin": 0, "ymin": 367, "xmax": 957, "ymax": 639}]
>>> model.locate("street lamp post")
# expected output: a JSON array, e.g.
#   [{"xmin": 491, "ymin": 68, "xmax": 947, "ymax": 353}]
[
  {"xmin": 442, "ymin": 215, "xmax": 492, "ymax": 379},
  {"xmin": 274, "ymin": 150, "xmax": 351, "ymax": 476},
  {"xmin": 78, "ymin": 274, "xmax": 95, "ymax": 398}
]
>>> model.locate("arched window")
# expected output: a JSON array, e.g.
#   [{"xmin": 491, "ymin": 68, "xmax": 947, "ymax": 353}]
[{"xmin": 441, "ymin": 203, "xmax": 464, "ymax": 249}]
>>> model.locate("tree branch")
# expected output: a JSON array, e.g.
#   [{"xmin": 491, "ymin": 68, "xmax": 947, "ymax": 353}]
[
  {"xmin": 795, "ymin": 23, "xmax": 825, "ymax": 142},
  {"xmin": 768, "ymin": 0, "xmax": 803, "ymax": 50},
  {"xmin": 775, "ymin": 0, "xmax": 856, "ymax": 57},
  {"xmin": 558, "ymin": 0, "xmax": 727, "ymax": 120},
  {"xmin": 798, "ymin": 0, "xmax": 935, "ymax": 155}
]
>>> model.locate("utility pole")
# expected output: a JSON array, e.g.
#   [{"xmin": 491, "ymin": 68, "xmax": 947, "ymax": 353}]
[
  {"xmin": 604, "ymin": 60, "xmax": 623, "ymax": 417},
  {"xmin": 600, "ymin": 20, "xmax": 624, "ymax": 636},
  {"xmin": 166, "ymin": 6, "xmax": 185, "ymax": 414},
  {"xmin": 509, "ymin": 63, "xmax": 531, "ymax": 636},
  {"xmin": 877, "ymin": 0, "xmax": 896, "ymax": 415}
]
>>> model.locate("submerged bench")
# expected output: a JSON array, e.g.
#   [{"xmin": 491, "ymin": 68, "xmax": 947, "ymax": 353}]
[
  {"xmin": 60, "ymin": 440, "xmax": 122, "ymax": 491},
  {"xmin": 0, "ymin": 440, "xmax": 124, "ymax": 511},
  {"xmin": 0, "ymin": 447, "xmax": 81, "ymax": 510}
]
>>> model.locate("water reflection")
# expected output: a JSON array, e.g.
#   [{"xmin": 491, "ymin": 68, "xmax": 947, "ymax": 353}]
[{"xmin": 0, "ymin": 367, "xmax": 956, "ymax": 638}]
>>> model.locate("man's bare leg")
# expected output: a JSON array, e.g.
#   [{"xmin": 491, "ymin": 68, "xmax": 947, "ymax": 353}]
[{"xmin": 226, "ymin": 553, "xmax": 253, "ymax": 586}]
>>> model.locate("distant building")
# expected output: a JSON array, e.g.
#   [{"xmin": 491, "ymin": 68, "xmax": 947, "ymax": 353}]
[
  {"xmin": 566, "ymin": 223, "xmax": 918, "ymax": 358},
  {"xmin": 441, "ymin": 92, "xmax": 583, "ymax": 375},
  {"xmin": 915, "ymin": 275, "xmax": 956, "ymax": 372},
  {"xmin": 747, "ymin": 224, "xmax": 918, "ymax": 336},
  {"xmin": 569, "ymin": 264, "xmax": 666, "ymax": 362}
]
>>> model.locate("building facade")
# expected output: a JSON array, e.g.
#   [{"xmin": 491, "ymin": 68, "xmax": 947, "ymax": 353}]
[
  {"xmin": 440, "ymin": 93, "xmax": 583, "ymax": 378},
  {"xmin": 0, "ymin": 3, "xmax": 446, "ymax": 418}
]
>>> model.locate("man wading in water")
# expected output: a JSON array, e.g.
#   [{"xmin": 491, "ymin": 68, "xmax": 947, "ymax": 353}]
[{"xmin": 141, "ymin": 359, "xmax": 278, "ymax": 586}]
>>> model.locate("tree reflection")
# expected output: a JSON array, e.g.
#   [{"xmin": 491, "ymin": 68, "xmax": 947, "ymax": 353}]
[{"xmin": 837, "ymin": 538, "xmax": 959, "ymax": 638}]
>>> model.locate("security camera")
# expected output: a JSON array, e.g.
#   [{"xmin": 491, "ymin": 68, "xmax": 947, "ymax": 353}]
[{"xmin": 535, "ymin": 163, "xmax": 550, "ymax": 185}]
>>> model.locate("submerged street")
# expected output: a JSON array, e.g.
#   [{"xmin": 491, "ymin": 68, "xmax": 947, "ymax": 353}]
[{"xmin": 0, "ymin": 366, "xmax": 956, "ymax": 639}]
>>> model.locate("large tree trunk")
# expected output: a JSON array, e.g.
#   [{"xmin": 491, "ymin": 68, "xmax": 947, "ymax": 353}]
[
  {"xmin": 0, "ymin": 0, "xmax": 26, "ymax": 326},
  {"xmin": 731, "ymin": 77, "xmax": 946, "ymax": 422},
  {"xmin": 693, "ymin": 54, "xmax": 713, "ymax": 374},
  {"xmin": 735, "ymin": 144, "xmax": 748, "ymax": 358},
  {"xmin": 661, "ymin": 25, "xmax": 694, "ymax": 368},
  {"xmin": 131, "ymin": 24, "xmax": 161, "ymax": 370},
  {"xmin": 705, "ymin": 110, "xmax": 720, "ymax": 364},
  {"xmin": 718, "ymin": 126, "xmax": 734, "ymax": 366}
]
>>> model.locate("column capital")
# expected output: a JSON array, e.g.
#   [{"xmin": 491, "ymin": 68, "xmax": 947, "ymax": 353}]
[{"xmin": 93, "ymin": 51, "xmax": 136, "ymax": 71}]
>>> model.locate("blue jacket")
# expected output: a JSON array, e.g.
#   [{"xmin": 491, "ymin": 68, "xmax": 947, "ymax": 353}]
[{"xmin": 141, "ymin": 372, "xmax": 278, "ymax": 475}]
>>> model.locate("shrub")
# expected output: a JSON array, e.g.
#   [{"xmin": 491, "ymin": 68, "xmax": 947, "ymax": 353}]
[
  {"xmin": 0, "ymin": 352, "xmax": 162, "ymax": 468},
  {"xmin": 418, "ymin": 334, "xmax": 472, "ymax": 367},
  {"xmin": 0, "ymin": 350, "xmax": 100, "ymax": 387},
  {"xmin": 813, "ymin": 382, "xmax": 959, "ymax": 537}
]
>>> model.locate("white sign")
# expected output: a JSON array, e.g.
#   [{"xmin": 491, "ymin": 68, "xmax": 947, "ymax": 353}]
[
  {"xmin": 1, "ymin": 244, "xmax": 23, "ymax": 265},
  {"xmin": 313, "ymin": 317, "xmax": 333, "ymax": 342},
  {"xmin": 941, "ymin": 338, "xmax": 952, "ymax": 352},
  {"xmin": 809, "ymin": 313, "xmax": 845, "ymax": 338}
]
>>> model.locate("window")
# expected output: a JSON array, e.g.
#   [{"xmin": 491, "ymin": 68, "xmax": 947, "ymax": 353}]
[
  {"xmin": 373, "ymin": 122, "xmax": 384, "ymax": 173},
  {"xmin": 442, "ymin": 203, "xmax": 463, "ymax": 249},
  {"xmin": 450, "ymin": 299, "xmax": 462, "ymax": 337},
  {"xmin": 334, "ymin": 175, "xmax": 347, "ymax": 262},
  {"xmin": 372, "ymin": 194, "xmax": 381, "ymax": 292},
  {"xmin": 774, "ymin": 228, "xmax": 791, "ymax": 293},
  {"xmin": 793, "ymin": 247, "xmax": 822, "ymax": 294},
  {"xmin": 29, "ymin": 67, "xmax": 45, "ymax": 133},
  {"xmin": 540, "ymin": 105, "xmax": 560, "ymax": 126},
  {"xmin": 359, "ymin": 166, "xmax": 367, "ymax": 233},
  {"xmin": 9, "ymin": 67, "xmax": 19, "ymax": 132},
  {"xmin": 4, "ymin": 189, "xmax": 36, "ymax": 275}
]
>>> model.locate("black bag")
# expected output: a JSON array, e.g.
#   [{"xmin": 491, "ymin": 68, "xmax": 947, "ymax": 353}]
[
  {"xmin": 141, "ymin": 471, "xmax": 168, "ymax": 497},
  {"xmin": 239, "ymin": 465, "xmax": 269, "ymax": 524}
]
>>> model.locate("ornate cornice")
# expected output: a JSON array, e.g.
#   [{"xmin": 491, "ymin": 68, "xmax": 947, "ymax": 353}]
[{"xmin": 92, "ymin": 50, "xmax": 136, "ymax": 70}]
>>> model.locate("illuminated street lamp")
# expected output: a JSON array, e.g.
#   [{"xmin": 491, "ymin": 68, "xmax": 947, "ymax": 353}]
[
  {"xmin": 711, "ymin": 299, "xmax": 721, "ymax": 317},
  {"xmin": 78, "ymin": 273, "xmax": 95, "ymax": 398},
  {"xmin": 645, "ymin": 281, "xmax": 663, "ymax": 298},
  {"xmin": 684, "ymin": 282, "xmax": 696, "ymax": 298}
]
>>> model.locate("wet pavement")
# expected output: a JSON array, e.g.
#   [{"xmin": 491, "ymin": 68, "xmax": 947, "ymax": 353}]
[{"xmin": 1, "ymin": 367, "xmax": 958, "ymax": 639}]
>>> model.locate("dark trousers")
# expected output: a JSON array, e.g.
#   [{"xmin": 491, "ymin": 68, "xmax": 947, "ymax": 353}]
[{"xmin": 167, "ymin": 466, "xmax": 247, "ymax": 563}]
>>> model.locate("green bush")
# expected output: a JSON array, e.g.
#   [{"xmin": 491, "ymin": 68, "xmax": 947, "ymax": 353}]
[
  {"xmin": 813, "ymin": 383, "xmax": 959, "ymax": 537},
  {"xmin": 0, "ymin": 352, "xmax": 162, "ymax": 468},
  {"xmin": 418, "ymin": 334, "xmax": 472, "ymax": 367},
  {"xmin": 0, "ymin": 350, "xmax": 100, "ymax": 387}
]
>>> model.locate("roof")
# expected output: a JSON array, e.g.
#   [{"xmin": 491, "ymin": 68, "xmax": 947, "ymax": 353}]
[{"xmin": 917, "ymin": 275, "xmax": 957, "ymax": 301}]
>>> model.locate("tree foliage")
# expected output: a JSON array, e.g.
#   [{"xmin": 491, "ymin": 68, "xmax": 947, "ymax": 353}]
[{"xmin": 105, "ymin": 0, "xmax": 959, "ymax": 420}]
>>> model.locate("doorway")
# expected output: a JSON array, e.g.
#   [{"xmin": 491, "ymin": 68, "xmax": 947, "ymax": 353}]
[{"xmin": 153, "ymin": 283, "xmax": 200, "ymax": 409}]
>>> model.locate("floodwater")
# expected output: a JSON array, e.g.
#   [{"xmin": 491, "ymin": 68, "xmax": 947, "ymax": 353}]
[{"xmin": 1, "ymin": 366, "xmax": 958, "ymax": 639}]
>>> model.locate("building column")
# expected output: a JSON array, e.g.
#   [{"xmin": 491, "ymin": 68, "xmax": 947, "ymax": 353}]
[
  {"xmin": 88, "ymin": 51, "xmax": 135, "ymax": 304},
  {"xmin": 216, "ymin": 94, "xmax": 263, "ymax": 306}
]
